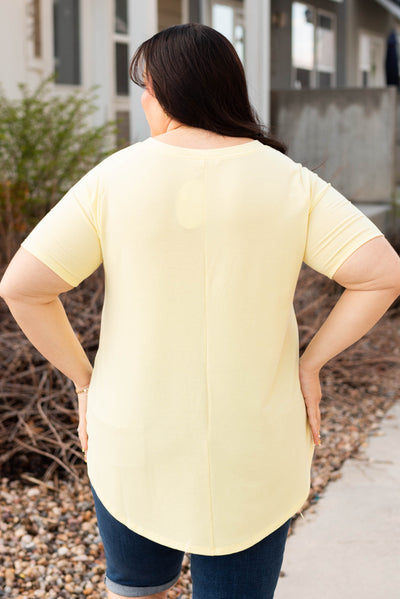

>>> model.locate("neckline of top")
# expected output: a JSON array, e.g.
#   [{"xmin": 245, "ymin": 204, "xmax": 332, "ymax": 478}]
[{"xmin": 146, "ymin": 137, "xmax": 262, "ymax": 156}]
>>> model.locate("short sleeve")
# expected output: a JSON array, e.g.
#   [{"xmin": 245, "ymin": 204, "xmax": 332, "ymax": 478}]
[
  {"xmin": 302, "ymin": 167, "xmax": 383, "ymax": 279},
  {"xmin": 21, "ymin": 167, "xmax": 103, "ymax": 287}
]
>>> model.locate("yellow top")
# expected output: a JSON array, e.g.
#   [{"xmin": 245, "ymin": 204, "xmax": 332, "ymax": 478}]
[{"xmin": 21, "ymin": 138, "xmax": 382, "ymax": 555}]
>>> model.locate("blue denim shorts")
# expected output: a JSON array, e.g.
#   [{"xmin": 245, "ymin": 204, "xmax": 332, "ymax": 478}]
[{"xmin": 90, "ymin": 482, "xmax": 291, "ymax": 598}]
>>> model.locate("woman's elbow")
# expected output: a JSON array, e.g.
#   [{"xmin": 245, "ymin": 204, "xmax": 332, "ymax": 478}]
[
  {"xmin": 376, "ymin": 256, "xmax": 400, "ymax": 306},
  {"xmin": 390, "ymin": 260, "xmax": 400, "ymax": 296},
  {"xmin": 385, "ymin": 248, "xmax": 400, "ymax": 293},
  {"xmin": 0, "ymin": 265, "xmax": 35, "ymax": 303},
  {"xmin": 0, "ymin": 253, "xmax": 26, "ymax": 301},
  {"xmin": 334, "ymin": 237, "xmax": 400, "ymax": 294},
  {"xmin": 0, "ymin": 276, "xmax": 23, "ymax": 303},
  {"xmin": 0, "ymin": 274, "xmax": 15, "ymax": 302}
]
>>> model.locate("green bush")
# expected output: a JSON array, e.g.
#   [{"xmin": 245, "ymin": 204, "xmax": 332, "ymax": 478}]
[{"xmin": 0, "ymin": 77, "xmax": 116, "ymax": 262}]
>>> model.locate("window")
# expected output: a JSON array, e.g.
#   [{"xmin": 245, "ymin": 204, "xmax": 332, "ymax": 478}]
[
  {"xmin": 33, "ymin": 0, "xmax": 42, "ymax": 58},
  {"xmin": 359, "ymin": 32, "xmax": 385, "ymax": 88},
  {"xmin": 116, "ymin": 43, "xmax": 129, "ymax": 95},
  {"xmin": 114, "ymin": 1, "xmax": 130, "ymax": 144},
  {"xmin": 27, "ymin": 0, "xmax": 42, "ymax": 60},
  {"xmin": 188, "ymin": 0, "xmax": 201, "ymax": 22},
  {"xmin": 115, "ymin": 0, "xmax": 128, "ymax": 34},
  {"xmin": 316, "ymin": 13, "xmax": 335, "ymax": 88},
  {"xmin": 292, "ymin": 3, "xmax": 314, "ymax": 87},
  {"xmin": 53, "ymin": 0, "xmax": 81, "ymax": 85},
  {"xmin": 292, "ymin": 2, "xmax": 336, "ymax": 89},
  {"xmin": 211, "ymin": 1, "xmax": 245, "ymax": 63},
  {"xmin": 114, "ymin": 0, "xmax": 129, "ymax": 96}
]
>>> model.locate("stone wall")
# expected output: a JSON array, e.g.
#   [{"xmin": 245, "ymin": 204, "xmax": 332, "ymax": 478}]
[{"xmin": 270, "ymin": 87, "xmax": 397, "ymax": 203}]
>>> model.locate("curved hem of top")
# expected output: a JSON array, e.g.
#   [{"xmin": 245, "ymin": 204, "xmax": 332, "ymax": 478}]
[{"xmin": 88, "ymin": 468, "xmax": 309, "ymax": 556}]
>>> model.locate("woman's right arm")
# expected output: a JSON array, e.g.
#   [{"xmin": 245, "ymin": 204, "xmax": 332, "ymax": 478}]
[{"xmin": 299, "ymin": 236, "xmax": 400, "ymax": 445}]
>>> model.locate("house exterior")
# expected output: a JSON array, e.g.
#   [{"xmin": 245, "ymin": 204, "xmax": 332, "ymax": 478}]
[
  {"xmin": 1, "ymin": 0, "xmax": 134, "ymax": 145},
  {"xmin": 0, "ymin": 0, "xmax": 271, "ymax": 145},
  {"xmin": 271, "ymin": 0, "xmax": 400, "ymax": 90},
  {"xmin": 1, "ymin": 0, "xmax": 400, "ymax": 213},
  {"xmin": 1, "ymin": 0, "xmax": 400, "ymax": 136},
  {"xmin": 270, "ymin": 0, "xmax": 400, "ymax": 219}
]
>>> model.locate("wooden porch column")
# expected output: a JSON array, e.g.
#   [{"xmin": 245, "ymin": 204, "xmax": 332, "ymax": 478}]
[{"xmin": 244, "ymin": 0, "xmax": 271, "ymax": 127}]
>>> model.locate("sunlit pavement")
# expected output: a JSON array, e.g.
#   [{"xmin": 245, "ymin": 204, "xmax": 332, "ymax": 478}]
[{"xmin": 275, "ymin": 401, "xmax": 400, "ymax": 599}]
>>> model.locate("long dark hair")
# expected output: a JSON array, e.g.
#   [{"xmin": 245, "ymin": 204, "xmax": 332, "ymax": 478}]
[{"xmin": 130, "ymin": 23, "xmax": 287, "ymax": 154}]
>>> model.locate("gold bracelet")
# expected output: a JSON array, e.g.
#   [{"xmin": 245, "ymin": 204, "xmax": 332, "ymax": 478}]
[{"xmin": 75, "ymin": 385, "xmax": 90, "ymax": 395}]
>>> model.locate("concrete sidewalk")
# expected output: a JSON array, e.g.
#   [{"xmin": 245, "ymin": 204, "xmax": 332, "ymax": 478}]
[{"xmin": 275, "ymin": 401, "xmax": 400, "ymax": 599}]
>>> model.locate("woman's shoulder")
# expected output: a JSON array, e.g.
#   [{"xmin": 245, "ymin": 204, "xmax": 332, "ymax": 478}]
[
  {"xmin": 250, "ymin": 142, "xmax": 307, "ymax": 182},
  {"xmin": 86, "ymin": 140, "xmax": 157, "ymax": 185},
  {"xmin": 98, "ymin": 140, "xmax": 149, "ymax": 168}
]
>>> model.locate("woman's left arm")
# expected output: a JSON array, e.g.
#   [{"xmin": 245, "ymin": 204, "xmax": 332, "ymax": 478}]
[{"xmin": 0, "ymin": 247, "xmax": 92, "ymax": 451}]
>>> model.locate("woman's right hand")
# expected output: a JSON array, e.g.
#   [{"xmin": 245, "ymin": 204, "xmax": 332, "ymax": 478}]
[
  {"xmin": 299, "ymin": 361, "xmax": 322, "ymax": 446},
  {"xmin": 297, "ymin": 237, "xmax": 400, "ymax": 449},
  {"xmin": 77, "ymin": 390, "xmax": 89, "ymax": 459}
]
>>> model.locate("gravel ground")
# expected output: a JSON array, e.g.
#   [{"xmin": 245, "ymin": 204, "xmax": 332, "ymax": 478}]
[{"xmin": 0, "ymin": 476, "xmax": 192, "ymax": 598}]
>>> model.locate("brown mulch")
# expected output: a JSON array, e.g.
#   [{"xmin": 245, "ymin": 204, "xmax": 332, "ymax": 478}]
[{"xmin": 0, "ymin": 265, "xmax": 399, "ymax": 597}]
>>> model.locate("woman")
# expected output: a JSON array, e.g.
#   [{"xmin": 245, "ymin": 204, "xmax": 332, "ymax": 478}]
[{"xmin": 1, "ymin": 23, "xmax": 400, "ymax": 599}]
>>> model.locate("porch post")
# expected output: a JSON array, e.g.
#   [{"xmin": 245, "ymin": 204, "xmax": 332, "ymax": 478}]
[
  {"xmin": 244, "ymin": 0, "xmax": 271, "ymax": 127},
  {"xmin": 128, "ymin": 0, "xmax": 158, "ymax": 142},
  {"xmin": 86, "ymin": 0, "xmax": 114, "ymax": 127}
]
